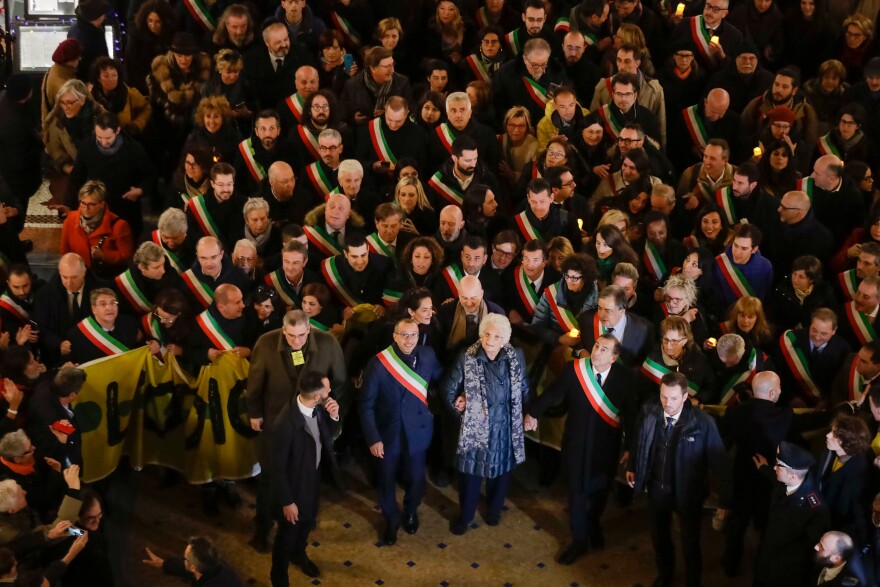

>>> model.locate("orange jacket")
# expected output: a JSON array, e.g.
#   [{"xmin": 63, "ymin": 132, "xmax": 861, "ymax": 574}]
[{"xmin": 61, "ymin": 207, "xmax": 134, "ymax": 270}]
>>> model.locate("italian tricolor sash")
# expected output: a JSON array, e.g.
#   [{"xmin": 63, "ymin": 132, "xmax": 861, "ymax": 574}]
[
  {"xmin": 151, "ymin": 230, "xmax": 183, "ymax": 273},
  {"xmin": 715, "ymin": 186, "xmax": 736, "ymax": 224},
  {"xmin": 845, "ymin": 301, "xmax": 877, "ymax": 344},
  {"xmin": 796, "ymin": 177, "xmax": 814, "ymax": 201},
  {"xmin": 505, "ymin": 29, "xmax": 521, "ymax": 56},
  {"xmin": 309, "ymin": 318, "xmax": 329, "ymax": 331},
  {"xmin": 182, "ymin": 0, "xmax": 215, "ymax": 31},
  {"xmin": 607, "ymin": 172, "xmax": 626, "ymax": 195},
  {"xmin": 366, "ymin": 233, "xmax": 394, "ymax": 259},
  {"xmin": 265, "ymin": 270, "xmax": 300, "ymax": 307},
  {"xmin": 682, "ymin": 105, "xmax": 709, "ymax": 148},
  {"xmin": 684, "ymin": 234, "xmax": 701, "ymax": 251},
  {"xmin": 715, "ymin": 252, "xmax": 756, "ymax": 298},
  {"xmin": 368, "ymin": 118, "xmax": 397, "ymax": 164},
  {"xmin": 442, "ymin": 264, "xmax": 464, "ymax": 297},
  {"xmin": 0, "ymin": 293, "xmax": 27, "ymax": 321},
  {"xmin": 330, "ymin": 12, "xmax": 361, "ymax": 46},
  {"xmin": 598, "ymin": 104, "xmax": 624, "ymax": 140},
  {"xmin": 544, "ymin": 283, "xmax": 578, "ymax": 332},
  {"xmin": 284, "ymin": 92, "xmax": 304, "ymax": 122},
  {"xmin": 182, "ymin": 269, "xmax": 215, "ymax": 308},
  {"xmin": 187, "ymin": 196, "xmax": 220, "ymax": 238},
  {"xmin": 643, "ymin": 241, "xmax": 668, "ymax": 281},
  {"xmin": 475, "ymin": 6, "xmax": 490, "ymax": 27},
  {"xmin": 296, "ymin": 125, "xmax": 320, "ymax": 160},
  {"xmin": 382, "ymin": 289, "xmax": 402, "ymax": 307},
  {"xmin": 719, "ymin": 348, "xmax": 758, "ymax": 405},
  {"xmin": 321, "ymin": 256, "xmax": 362, "ymax": 307},
  {"xmin": 305, "ymin": 162, "xmax": 334, "ymax": 196},
  {"xmin": 584, "ymin": 32, "xmax": 597, "ymax": 46},
  {"xmin": 604, "ymin": 77, "xmax": 613, "ymax": 97},
  {"xmin": 847, "ymin": 356, "xmax": 867, "ymax": 402},
  {"xmin": 465, "ymin": 54, "xmax": 491, "ymax": 83},
  {"xmin": 522, "ymin": 77, "xmax": 549, "ymax": 109},
  {"xmin": 428, "ymin": 171, "xmax": 464, "ymax": 206},
  {"xmin": 554, "ymin": 17, "xmax": 571, "ymax": 33},
  {"xmin": 640, "ymin": 357, "xmax": 701, "ymax": 395},
  {"xmin": 690, "ymin": 16, "xmax": 712, "ymax": 59},
  {"xmin": 817, "ymin": 133, "xmax": 840, "ymax": 157},
  {"xmin": 514, "ymin": 211, "xmax": 542, "ymax": 241},
  {"xmin": 238, "ymin": 138, "xmax": 266, "ymax": 183},
  {"xmin": 779, "ymin": 330, "xmax": 822, "ymax": 401},
  {"xmin": 592, "ymin": 313, "xmax": 607, "ymax": 340},
  {"xmin": 378, "ymin": 346, "xmax": 428, "ymax": 405},
  {"xmin": 77, "ymin": 317, "xmax": 129, "ymax": 356},
  {"xmin": 141, "ymin": 313, "xmax": 163, "ymax": 343},
  {"xmin": 303, "ymin": 225, "xmax": 342, "ymax": 257},
  {"xmin": 574, "ymin": 359, "xmax": 620, "ymax": 427},
  {"xmin": 839, "ymin": 269, "xmax": 859, "ymax": 300},
  {"xmin": 435, "ymin": 123, "xmax": 457, "ymax": 154},
  {"xmin": 196, "ymin": 310, "xmax": 235, "ymax": 351},
  {"xmin": 115, "ymin": 269, "xmax": 151, "ymax": 314},
  {"xmin": 514, "ymin": 267, "xmax": 539, "ymax": 316}
]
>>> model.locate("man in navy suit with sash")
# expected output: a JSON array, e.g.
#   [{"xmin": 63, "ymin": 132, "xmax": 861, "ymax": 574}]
[{"xmin": 360, "ymin": 317, "xmax": 444, "ymax": 546}]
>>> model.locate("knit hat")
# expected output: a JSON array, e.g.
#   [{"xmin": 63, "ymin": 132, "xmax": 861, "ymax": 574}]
[
  {"xmin": 51, "ymin": 39, "xmax": 82, "ymax": 64},
  {"xmin": 75, "ymin": 0, "xmax": 110, "ymax": 21},
  {"xmin": 171, "ymin": 32, "xmax": 199, "ymax": 56},
  {"xmin": 734, "ymin": 39, "xmax": 759, "ymax": 58},
  {"xmin": 865, "ymin": 57, "xmax": 880, "ymax": 78},
  {"xmin": 766, "ymin": 106, "xmax": 796, "ymax": 125},
  {"xmin": 4, "ymin": 74, "xmax": 32, "ymax": 102}
]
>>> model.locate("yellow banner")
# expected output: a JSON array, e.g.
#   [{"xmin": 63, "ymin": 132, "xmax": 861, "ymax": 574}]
[{"xmin": 75, "ymin": 348, "xmax": 260, "ymax": 484}]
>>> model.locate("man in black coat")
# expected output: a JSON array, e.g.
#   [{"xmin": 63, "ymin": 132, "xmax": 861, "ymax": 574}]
[
  {"xmin": 182, "ymin": 237, "xmax": 251, "ymax": 312},
  {"xmin": 525, "ymin": 333, "xmax": 636, "ymax": 564},
  {"xmin": 501, "ymin": 239, "xmax": 560, "ymax": 325},
  {"xmin": 810, "ymin": 154, "xmax": 867, "ymax": 244},
  {"xmin": 763, "ymin": 190, "xmax": 834, "ymax": 276},
  {"xmin": 232, "ymin": 110, "xmax": 299, "ymax": 196},
  {"xmin": 557, "ymin": 31, "xmax": 602, "ymax": 108},
  {"xmin": 707, "ymin": 40, "xmax": 774, "ymax": 113},
  {"xmin": 583, "ymin": 73, "xmax": 662, "ymax": 149},
  {"xmin": 356, "ymin": 97, "xmax": 427, "ymax": 189},
  {"xmin": 65, "ymin": 288, "xmax": 141, "ymax": 365},
  {"xmin": 626, "ymin": 371, "xmax": 731, "ymax": 587},
  {"xmin": 726, "ymin": 162, "xmax": 780, "ymax": 236},
  {"xmin": 185, "ymin": 163, "xmax": 247, "ymax": 251},
  {"xmin": 576, "ymin": 285, "xmax": 654, "ymax": 368},
  {"xmin": 513, "ymin": 178, "xmax": 582, "ymax": 251},
  {"xmin": 670, "ymin": 1, "xmax": 743, "ymax": 75},
  {"xmin": 340, "ymin": 46, "xmax": 412, "ymax": 126},
  {"xmin": 670, "ymin": 88, "xmax": 745, "ymax": 172},
  {"xmin": 433, "ymin": 235, "xmax": 502, "ymax": 305},
  {"xmin": 321, "ymin": 233, "xmax": 393, "ymax": 317},
  {"xmin": 67, "ymin": 0, "xmax": 109, "ymax": 80},
  {"xmin": 28, "ymin": 366, "xmax": 86, "ymax": 466},
  {"xmin": 113, "ymin": 242, "xmax": 183, "ymax": 316},
  {"xmin": 0, "ymin": 75, "xmax": 43, "ymax": 210},
  {"xmin": 426, "ymin": 136, "xmax": 500, "ymax": 211},
  {"xmin": 186, "ymin": 284, "xmax": 259, "ymax": 370},
  {"xmin": 270, "ymin": 371, "xmax": 344, "ymax": 583},
  {"xmin": 435, "ymin": 275, "xmax": 505, "ymax": 362},
  {"xmin": 244, "ymin": 22, "xmax": 314, "ymax": 110},
  {"xmin": 426, "ymin": 92, "xmax": 499, "ymax": 172}
]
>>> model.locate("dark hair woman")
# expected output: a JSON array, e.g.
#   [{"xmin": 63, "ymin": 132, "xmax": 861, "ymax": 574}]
[
  {"xmin": 126, "ymin": 0, "xmax": 176, "ymax": 95},
  {"xmin": 757, "ymin": 139, "xmax": 800, "ymax": 197}
]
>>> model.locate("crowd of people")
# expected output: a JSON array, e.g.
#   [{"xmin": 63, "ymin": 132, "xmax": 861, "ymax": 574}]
[{"xmin": 3, "ymin": 0, "xmax": 880, "ymax": 584}]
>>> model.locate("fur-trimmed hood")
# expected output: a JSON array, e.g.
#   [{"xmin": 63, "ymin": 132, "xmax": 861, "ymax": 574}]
[{"xmin": 303, "ymin": 203, "xmax": 365, "ymax": 228}]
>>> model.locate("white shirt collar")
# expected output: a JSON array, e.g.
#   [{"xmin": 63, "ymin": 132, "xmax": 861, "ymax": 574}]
[{"xmin": 297, "ymin": 396, "xmax": 314, "ymax": 418}]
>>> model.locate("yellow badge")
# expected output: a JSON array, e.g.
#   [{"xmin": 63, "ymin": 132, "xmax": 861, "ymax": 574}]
[{"xmin": 292, "ymin": 350, "xmax": 305, "ymax": 366}]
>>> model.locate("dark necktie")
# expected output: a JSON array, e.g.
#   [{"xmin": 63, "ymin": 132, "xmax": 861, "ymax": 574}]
[
  {"xmin": 607, "ymin": 326, "xmax": 615, "ymax": 334},
  {"xmin": 466, "ymin": 314, "xmax": 478, "ymax": 340},
  {"xmin": 811, "ymin": 346, "xmax": 821, "ymax": 361},
  {"xmin": 275, "ymin": 58, "xmax": 283, "ymax": 71},
  {"xmin": 71, "ymin": 291, "xmax": 80, "ymax": 315},
  {"xmin": 665, "ymin": 416, "xmax": 675, "ymax": 434},
  {"xmin": 331, "ymin": 230, "xmax": 341, "ymax": 244},
  {"xmin": 529, "ymin": 281, "xmax": 536, "ymax": 293},
  {"xmin": 596, "ymin": 372, "xmax": 603, "ymax": 386}
]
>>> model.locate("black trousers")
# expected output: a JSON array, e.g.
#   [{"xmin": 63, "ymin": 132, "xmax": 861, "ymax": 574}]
[
  {"xmin": 648, "ymin": 490, "xmax": 704, "ymax": 587},
  {"xmin": 377, "ymin": 447, "xmax": 427, "ymax": 524},
  {"xmin": 269, "ymin": 476, "xmax": 321, "ymax": 587},
  {"xmin": 569, "ymin": 485, "xmax": 610, "ymax": 545},
  {"xmin": 457, "ymin": 471, "xmax": 511, "ymax": 523}
]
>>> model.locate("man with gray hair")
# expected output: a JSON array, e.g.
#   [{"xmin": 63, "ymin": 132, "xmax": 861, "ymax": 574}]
[
  {"xmin": 336, "ymin": 159, "xmax": 381, "ymax": 219},
  {"xmin": 153, "ymin": 208, "xmax": 194, "ymax": 272},
  {"xmin": 301, "ymin": 129, "xmax": 343, "ymax": 201},
  {"xmin": 427, "ymin": 91, "xmax": 499, "ymax": 169},
  {"xmin": 243, "ymin": 21, "xmax": 311, "ymax": 111},
  {"xmin": 0, "ymin": 430, "xmax": 65, "ymax": 521},
  {"xmin": 575, "ymin": 284, "xmax": 653, "ymax": 367},
  {"xmin": 113, "ymin": 241, "xmax": 181, "ymax": 315},
  {"xmin": 711, "ymin": 333, "xmax": 770, "ymax": 405}
]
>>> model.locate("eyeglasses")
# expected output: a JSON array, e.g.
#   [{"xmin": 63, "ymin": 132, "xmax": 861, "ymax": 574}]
[
  {"xmin": 662, "ymin": 337, "xmax": 687, "ymax": 345},
  {"xmin": 153, "ymin": 311, "xmax": 179, "ymax": 324},
  {"xmin": 561, "ymin": 178, "xmax": 576, "ymax": 188},
  {"xmin": 770, "ymin": 122, "xmax": 791, "ymax": 129},
  {"xmin": 525, "ymin": 58, "xmax": 549, "ymax": 71},
  {"xmin": 481, "ymin": 38, "xmax": 500, "ymax": 45},
  {"xmin": 665, "ymin": 296, "xmax": 685, "ymax": 304},
  {"xmin": 840, "ymin": 118, "xmax": 858, "ymax": 126},
  {"xmin": 563, "ymin": 273, "xmax": 583, "ymax": 281},
  {"xmin": 79, "ymin": 201, "xmax": 102, "ymax": 209},
  {"xmin": 311, "ymin": 104, "xmax": 330, "ymax": 111},
  {"xmin": 318, "ymin": 144, "xmax": 340, "ymax": 151},
  {"xmin": 674, "ymin": 52, "xmax": 695, "ymax": 59},
  {"xmin": 613, "ymin": 91, "xmax": 636, "ymax": 99},
  {"xmin": 779, "ymin": 204, "xmax": 802, "ymax": 212},
  {"xmin": 95, "ymin": 301, "xmax": 119, "ymax": 308},
  {"xmin": 846, "ymin": 30, "xmax": 866, "ymax": 38},
  {"xmin": 480, "ymin": 332, "xmax": 505, "ymax": 342},
  {"xmin": 494, "ymin": 247, "xmax": 516, "ymax": 257},
  {"xmin": 394, "ymin": 331, "xmax": 420, "ymax": 339},
  {"xmin": 618, "ymin": 137, "xmax": 641, "ymax": 145},
  {"xmin": 704, "ymin": 3, "xmax": 728, "ymax": 13},
  {"xmin": 546, "ymin": 150, "xmax": 566, "ymax": 158}
]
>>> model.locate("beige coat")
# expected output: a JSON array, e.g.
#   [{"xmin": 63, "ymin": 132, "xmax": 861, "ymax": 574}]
[{"xmin": 40, "ymin": 64, "xmax": 77, "ymax": 122}]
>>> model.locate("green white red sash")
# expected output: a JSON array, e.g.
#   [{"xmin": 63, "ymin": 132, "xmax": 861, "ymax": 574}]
[
  {"xmin": 839, "ymin": 269, "xmax": 859, "ymax": 301},
  {"xmin": 643, "ymin": 241, "xmax": 668, "ymax": 281},
  {"xmin": 514, "ymin": 211, "xmax": 542, "ymax": 241},
  {"xmin": 640, "ymin": 357, "xmax": 701, "ymax": 395},
  {"xmin": 428, "ymin": 171, "xmax": 464, "ymax": 206},
  {"xmin": 265, "ymin": 269, "xmax": 300, "ymax": 307},
  {"xmin": 366, "ymin": 233, "xmax": 394, "ymax": 259},
  {"xmin": 378, "ymin": 345, "xmax": 428, "ymax": 405},
  {"xmin": 368, "ymin": 118, "xmax": 397, "ymax": 164},
  {"xmin": 715, "ymin": 252, "xmax": 756, "ymax": 298},
  {"xmin": 309, "ymin": 318, "xmax": 329, "ymax": 331},
  {"xmin": 719, "ymin": 348, "xmax": 758, "ymax": 405},
  {"xmin": 186, "ymin": 196, "xmax": 220, "ymax": 238},
  {"xmin": 0, "ymin": 293, "xmax": 27, "ymax": 321},
  {"xmin": 465, "ymin": 54, "xmax": 492, "ymax": 83},
  {"xmin": 573, "ymin": 358, "xmax": 620, "ymax": 427},
  {"xmin": 544, "ymin": 283, "xmax": 578, "ymax": 332},
  {"xmin": 715, "ymin": 186, "xmax": 736, "ymax": 224},
  {"xmin": 180, "ymin": 192, "xmax": 193, "ymax": 207},
  {"xmin": 442, "ymin": 264, "xmax": 464, "ymax": 297},
  {"xmin": 382, "ymin": 289, "xmax": 402, "ymax": 307},
  {"xmin": 181, "ymin": 269, "xmax": 214, "ymax": 309},
  {"xmin": 196, "ymin": 310, "xmax": 235, "ymax": 351},
  {"xmin": 305, "ymin": 162, "xmax": 334, "ymax": 196},
  {"xmin": 597, "ymin": 104, "xmax": 624, "ymax": 140},
  {"xmin": 692, "ymin": 180, "xmax": 713, "ymax": 203},
  {"xmin": 505, "ymin": 29, "xmax": 521, "ymax": 56},
  {"xmin": 296, "ymin": 125, "xmax": 320, "ymax": 160},
  {"xmin": 238, "ymin": 137, "xmax": 265, "ymax": 183},
  {"xmin": 475, "ymin": 6, "xmax": 490, "ymax": 28},
  {"xmin": 554, "ymin": 17, "xmax": 571, "ymax": 33},
  {"xmin": 796, "ymin": 177, "xmax": 814, "ymax": 201},
  {"xmin": 845, "ymin": 301, "xmax": 877, "ymax": 344},
  {"xmin": 141, "ymin": 313, "xmax": 163, "ymax": 343},
  {"xmin": 682, "ymin": 105, "xmax": 710, "ymax": 149},
  {"xmin": 151, "ymin": 230, "xmax": 183, "ymax": 273},
  {"xmin": 514, "ymin": 266, "xmax": 539, "ymax": 316},
  {"xmin": 182, "ymin": 0, "xmax": 215, "ymax": 31},
  {"xmin": 303, "ymin": 225, "xmax": 342, "ymax": 257},
  {"xmin": 284, "ymin": 92, "xmax": 305, "ymax": 122},
  {"xmin": 592, "ymin": 312, "xmax": 607, "ymax": 340},
  {"xmin": 435, "ymin": 123, "xmax": 457, "ymax": 154},
  {"xmin": 684, "ymin": 234, "xmax": 701, "ymax": 251},
  {"xmin": 522, "ymin": 77, "xmax": 549, "ymax": 109},
  {"xmin": 779, "ymin": 330, "xmax": 822, "ymax": 401},
  {"xmin": 847, "ymin": 356, "xmax": 867, "ymax": 402},
  {"xmin": 77, "ymin": 317, "xmax": 129, "ymax": 356},
  {"xmin": 689, "ymin": 16, "xmax": 712, "ymax": 59},
  {"xmin": 817, "ymin": 133, "xmax": 840, "ymax": 157},
  {"xmin": 604, "ymin": 77, "xmax": 614, "ymax": 98},
  {"xmin": 583, "ymin": 32, "xmax": 597, "ymax": 46},
  {"xmin": 321, "ymin": 256, "xmax": 362, "ymax": 307},
  {"xmin": 330, "ymin": 11, "xmax": 361, "ymax": 46},
  {"xmin": 115, "ymin": 269, "xmax": 151, "ymax": 314}
]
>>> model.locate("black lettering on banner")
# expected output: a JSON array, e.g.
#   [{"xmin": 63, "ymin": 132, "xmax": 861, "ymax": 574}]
[
  {"xmin": 106, "ymin": 370, "xmax": 143, "ymax": 446},
  {"xmin": 142, "ymin": 382, "xmax": 188, "ymax": 436},
  {"xmin": 185, "ymin": 392, "xmax": 207, "ymax": 450},
  {"xmin": 208, "ymin": 378, "xmax": 226, "ymax": 445},
  {"xmin": 227, "ymin": 379, "xmax": 258, "ymax": 439}
]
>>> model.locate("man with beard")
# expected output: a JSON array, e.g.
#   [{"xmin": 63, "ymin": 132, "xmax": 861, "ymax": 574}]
[
  {"xmin": 723, "ymin": 162, "xmax": 779, "ymax": 237},
  {"xmin": 300, "ymin": 129, "xmax": 343, "ymax": 202},
  {"xmin": 503, "ymin": 0, "xmax": 559, "ymax": 57},
  {"xmin": 233, "ymin": 110, "xmax": 298, "ymax": 195},
  {"xmin": 843, "ymin": 57, "xmax": 880, "ymax": 150},
  {"xmin": 707, "ymin": 40, "xmax": 773, "ymax": 112},
  {"xmin": 494, "ymin": 38, "xmax": 568, "ymax": 136},
  {"xmin": 742, "ymin": 67, "xmax": 819, "ymax": 151},
  {"xmin": 277, "ymin": 65, "xmax": 321, "ymax": 131},
  {"xmin": 589, "ymin": 72, "xmax": 661, "ymax": 149},
  {"xmin": 462, "ymin": 26, "xmax": 507, "ymax": 85},
  {"xmin": 546, "ymin": 166, "xmax": 590, "ymax": 231},
  {"xmin": 357, "ymin": 97, "xmax": 427, "ymax": 187},
  {"xmin": 435, "ymin": 206, "xmax": 467, "ymax": 263},
  {"xmin": 208, "ymin": 5, "xmax": 258, "ymax": 55},
  {"xmin": 244, "ymin": 22, "xmax": 313, "ymax": 110},
  {"xmin": 557, "ymin": 31, "xmax": 602, "ymax": 108},
  {"xmin": 604, "ymin": 123, "xmax": 676, "ymax": 185},
  {"xmin": 426, "ymin": 136, "xmax": 500, "ymax": 210},
  {"xmin": 288, "ymin": 91, "xmax": 349, "ymax": 170},
  {"xmin": 814, "ymin": 531, "xmax": 868, "ymax": 586},
  {"xmin": 670, "ymin": 0, "xmax": 743, "ymax": 74},
  {"xmin": 185, "ymin": 163, "xmax": 247, "ymax": 251},
  {"xmin": 0, "ymin": 265, "xmax": 39, "ymax": 346},
  {"xmin": 433, "ymin": 235, "xmax": 502, "ymax": 305},
  {"xmin": 672, "ymin": 88, "xmax": 745, "ymax": 171},
  {"xmin": 322, "ymin": 233, "xmax": 392, "ymax": 320},
  {"xmin": 837, "ymin": 243, "xmax": 880, "ymax": 302},
  {"xmin": 427, "ymin": 92, "xmax": 499, "ymax": 171},
  {"xmin": 562, "ymin": 0, "xmax": 612, "ymax": 60}
]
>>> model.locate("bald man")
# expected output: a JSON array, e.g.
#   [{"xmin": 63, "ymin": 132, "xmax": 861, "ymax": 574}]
[
  {"xmin": 303, "ymin": 194, "xmax": 354, "ymax": 271},
  {"xmin": 814, "ymin": 531, "xmax": 865, "ymax": 585},
  {"xmin": 721, "ymin": 370, "xmax": 794, "ymax": 576},
  {"xmin": 673, "ymin": 87, "xmax": 745, "ymax": 170},
  {"xmin": 434, "ymin": 205, "xmax": 467, "ymax": 264},
  {"xmin": 277, "ymin": 66, "xmax": 320, "ymax": 130},
  {"xmin": 763, "ymin": 190, "xmax": 834, "ymax": 271},
  {"xmin": 435, "ymin": 275, "xmax": 504, "ymax": 359},
  {"xmin": 809, "ymin": 154, "xmax": 867, "ymax": 242},
  {"xmin": 188, "ymin": 283, "xmax": 259, "ymax": 369},
  {"xmin": 184, "ymin": 237, "xmax": 251, "ymax": 310},
  {"xmin": 259, "ymin": 161, "xmax": 308, "ymax": 225}
]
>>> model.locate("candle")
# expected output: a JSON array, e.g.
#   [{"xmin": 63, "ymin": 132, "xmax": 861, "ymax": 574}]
[
  {"xmin": 577, "ymin": 218, "xmax": 584, "ymax": 230},
  {"xmin": 706, "ymin": 337, "xmax": 717, "ymax": 348},
  {"xmin": 569, "ymin": 328, "xmax": 580, "ymax": 338},
  {"xmin": 753, "ymin": 146, "xmax": 763, "ymax": 157},
  {"xmin": 675, "ymin": 3, "xmax": 685, "ymax": 15},
  {"xmin": 710, "ymin": 35, "xmax": 719, "ymax": 45}
]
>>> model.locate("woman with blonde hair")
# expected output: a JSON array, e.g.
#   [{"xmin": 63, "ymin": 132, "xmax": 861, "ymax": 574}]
[
  {"xmin": 394, "ymin": 176, "xmax": 436, "ymax": 235},
  {"xmin": 183, "ymin": 95, "xmax": 241, "ymax": 164},
  {"xmin": 498, "ymin": 106, "xmax": 538, "ymax": 191},
  {"xmin": 424, "ymin": 0, "xmax": 473, "ymax": 65},
  {"xmin": 838, "ymin": 13, "xmax": 874, "ymax": 82},
  {"xmin": 602, "ymin": 24, "xmax": 654, "ymax": 77},
  {"xmin": 547, "ymin": 237, "xmax": 575, "ymax": 272},
  {"xmin": 43, "ymin": 79, "xmax": 105, "ymax": 175},
  {"xmin": 720, "ymin": 295, "xmax": 773, "ymax": 351},
  {"xmin": 200, "ymin": 49, "xmax": 257, "ymax": 133}
]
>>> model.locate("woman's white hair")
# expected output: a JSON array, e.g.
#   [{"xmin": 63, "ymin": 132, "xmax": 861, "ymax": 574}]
[
  {"xmin": 0, "ymin": 480, "xmax": 22, "ymax": 512},
  {"xmin": 479, "ymin": 313, "xmax": 512, "ymax": 345},
  {"xmin": 243, "ymin": 197, "xmax": 270, "ymax": 218}
]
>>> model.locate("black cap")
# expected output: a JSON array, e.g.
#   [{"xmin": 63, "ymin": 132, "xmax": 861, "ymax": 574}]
[
  {"xmin": 170, "ymin": 32, "xmax": 199, "ymax": 56},
  {"xmin": 776, "ymin": 441, "xmax": 814, "ymax": 470},
  {"xmin": 865, "ymin": 57, "xmax": 880, "ymax": 78},
  {"xmin": 734, "ymin": 39, "xmax": 759, "ymax": 58}
]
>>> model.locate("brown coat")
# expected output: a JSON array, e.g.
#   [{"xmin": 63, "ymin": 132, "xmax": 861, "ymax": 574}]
[
  {"xmin": 40, "ymin": 64, "xmax": 77, "ymax": 122},
  {"xmin": 148, "ymin": 52, "xmax": 212, "ymax": 126}
]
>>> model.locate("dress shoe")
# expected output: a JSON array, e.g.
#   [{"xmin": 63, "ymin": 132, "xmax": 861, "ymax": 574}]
[
  {"xmin": 383, "ymin": 522, "xmax": 399, "ymax": 545},
  {"xmin": 450, "ymin": 519, "xmax": 469, "ymax": 535},
  {"xmin": 483, "ymin": 513, "xmax": 500, "ymax": 526},
  {"xmin": 292, "ymin": 553, "xmax": 320, "ymax": 578},
  {"xmin": 403, "ymin": 513, "xmax": 419, "ymax": 534},
  {"xmin": 558, "ymin": 541, "xmax": 589, "ymax": 565}
]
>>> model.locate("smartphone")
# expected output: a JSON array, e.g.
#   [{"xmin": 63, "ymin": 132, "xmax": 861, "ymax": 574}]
[
  {"xmin": 343, "ymin": 53, "xmax": 354, "ymax": 74},
  {"xmin": 63, "ymin": 456, "xmax": 72, "ymax": 469},
  {"xmin": 379, "ymin": 161, "xmax": 391, "ymax": 168},
  {"xmin": 51, "ymin": 420, "xmax": 76, "ymax": 436},
  {"xmin": 67, "ymin": 527, "xmax": 84, "ymax": 537},
  {"xmin": 28, "ymin": 320, "xmax": 39, "ymax": 333}
]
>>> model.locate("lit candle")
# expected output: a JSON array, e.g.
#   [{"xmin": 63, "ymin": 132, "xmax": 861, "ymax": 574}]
[
  {"xmin": 569, "ymin": 328, "xmax": 580, "ymax": 338},
  {"xmin": 676, "ymin": 3, "xmax": 685, "ymax": 15},
  {"xmin": 577, "ymin": 218, "xmax": 584, "ymax": 230},
  {"xmin": 710, "ymin": 35, "xmax": 719, "ymax": 45},
  {"xmin": 753, "ymin": 146, "xmax": 763, "ymax": 157},
  {"xmin": 706, "ymin": 337, "xmax": 717, "ymax": 348}
]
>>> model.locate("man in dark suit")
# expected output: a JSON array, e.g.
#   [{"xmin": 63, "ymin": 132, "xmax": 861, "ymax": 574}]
[
  {"xmin": 433, "ymin": 235, "xmax": 502, "ymax": 305},
  {"xmin": 270, "ymin": 371, "xmax": 344, "ymax": 584},
  {"xmin": 182, "ymin": 237, "xmax": 251, "ymax": 312},
  {"xmin": 321, "ymin": 233, "xmax": 392, "ymax": 318},
  {"xmin": 575, "ymin": 285, "xmax": 653, "ymax": 368},
  {"xmin": 436, "ymin": 275, "xmax": 505, "ymax": 362},
  {"xmin": 244, "ymin": 22, "xmax": 313, "ymax": 110},
  {"xmin": 64, "ymin": 288, "xmax": 141, "ymax": 365},
  {"xmin": 360, "ymin": 318, "xmax": 444, "ymax": 545},
  {"xmin": 525, "ymin": 333, "xmax": 636, "ymax": 564},
  {"xmin": 33, "ymin": 253, "xmax": 101, "ymax": 367},
  {"xmin": 502, "ymin": 239, "xmax": 560, "ymax": 326},
  {"xmin": 28, "ymin": 366, "xmax": 85, "ymax": 466},
  {"xmin": 247, "ymin": 310, "xmax": 346, "ymax": 552}
]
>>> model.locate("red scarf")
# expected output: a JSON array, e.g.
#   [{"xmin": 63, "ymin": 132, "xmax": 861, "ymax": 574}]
[{"xmin": 0, "ymin": 457, "xmax": 34, "ymax": 476}]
